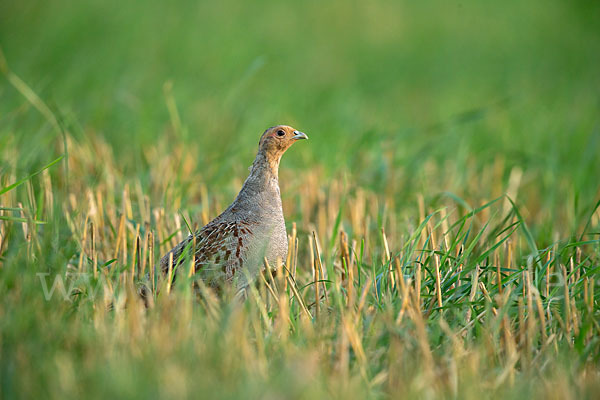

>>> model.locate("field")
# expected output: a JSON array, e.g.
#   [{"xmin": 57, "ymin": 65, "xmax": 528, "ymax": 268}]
[{"xmin": 1, "ymin": 0, "xmax": 600, "ymax": 398}]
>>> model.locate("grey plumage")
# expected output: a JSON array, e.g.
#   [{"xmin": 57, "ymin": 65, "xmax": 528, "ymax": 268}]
[{"xmin": 159, "ymin": 125, "xmax": 308, "ymax": 290}]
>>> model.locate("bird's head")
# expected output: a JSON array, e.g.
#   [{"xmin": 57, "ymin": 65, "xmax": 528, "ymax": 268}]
[{"xmin": 258, "ymin": 125, "xmax": 308, "ymax": 160}]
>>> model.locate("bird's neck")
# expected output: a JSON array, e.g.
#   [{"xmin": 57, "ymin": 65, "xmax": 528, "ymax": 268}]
[{"xmin": 235, "ymin": 151, "xmax": 281, "ymax": 204}]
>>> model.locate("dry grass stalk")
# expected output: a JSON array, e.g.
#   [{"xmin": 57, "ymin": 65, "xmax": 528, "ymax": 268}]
[
  {"xmin": 517, "ymin": 298, "xmax": 528, "ymax": 367},
  {"xmin": 277, "ymin": 292, "xmax": 290, "ymax": 342},
  {"xmin": 495, "ymin": 251, "xmax": 503, "ymax": 295},
  {"xmin": 434, "ymin": 250, "xmax": 443, "ymax": 308},
  {"xmin": 284, "ymin": 235, "xmax": 293, "ymax": 292},
  {"xmin": 77, "ymin": 214, "xmax": 89, "ymax": 273},
  {"xmin": 185, "ymin": 234, "xmax": 194, "ymax": 278},
  {"xmin": 140, "ymin": 226, "xmax": 148, "ymax": 277},
  {"xmin": 343, "ymin": 316, "xmax": 367, "ymax": 374},
  {"xmin": 166, "ymin": 253, "xmax": 174, "ymax": 295},
  {"xmin": 425, "ymin": 218, "xmax": 443, "ymax": 309},
  {"xmin": 545, "ymin": 249, "xmax": 552, "ymax": 298},
  {"xmin": 355, "ymin": 276, "xmax": 373, "ymax": 323},
  {"xmin": 532, "ymin": 287, "xmax": 548, "ymax": 344},
  {"xmin": 309, "ymin": 234, "xmax": 320, "ymax": 320},
  {"xmin": 132, "ymin": 224, "xmax": 140, "ymax": 283},
  {"xmin": 588, "ymin": 278, "xmax": 594, "ymax": 311},
  {"xmin": 312, "ymin": 231, "xmax": 328, "ymax": 305},
  {"xmin": 408, "ymin": 291, "xmax": 434, "ymax": 372},
  {"xmin": 115, "ymin": 213, "xmax": 127, "ymax": 265},
  {"xmin": 395, "ymin": 283, "xmax": 412, "ymax": 325},
  {"xmin": 394, "ymin": 257, "xmax": 407, "ymax": 298},
  {"xmin": 576, "ymin": 247, "xmax": 582, "ymax": 285},
  {"xmin": 149, "ymin": 231, "xmax": 155, "ymax": 294},
  {"xmin": 263, "ymin": 257, "xmax": 280, "ymax": 299},
  {"xmin": 336, "ymin": 314, "xmax": 350, "ymax": 378},
  {"xmin": 259, "ymin": 268, "xmax": 278, "ymax": 301},
  {"xmin": 561, "ymin": 264, "xmax": 571, "ymax": 335},
  {"xmin": 524, "ymin": 271, "xmax": 536, "ymax": 359},
  {"xmin": 285, "ymin": 273, "xmax": 312, "ymax": 319},
  {"xmin": 415, "ymin": 263, "xmax": 422, "ymax": 309},
  {"xmin": 340, "ymin": 230, "xmax": 353, "ymax": 304},
  {"xmin": 91, "ymin": 221, "xmax": 98, "ymax": 278},
  {"xmin": 291, "ymin": 222, "xmax": 297, "ymax": 279},
  {"xmin": 465, "ymin": 266, "xmax": 480, "ymax": 325},
  {"xmin": 584, "ymin": 276, "xmax": 589, "ymax": 310}
]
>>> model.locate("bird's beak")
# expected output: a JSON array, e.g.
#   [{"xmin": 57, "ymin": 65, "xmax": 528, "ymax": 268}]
[{"xmin": 292, "ymin": 131, "xmax": 309, "ymax": 140}]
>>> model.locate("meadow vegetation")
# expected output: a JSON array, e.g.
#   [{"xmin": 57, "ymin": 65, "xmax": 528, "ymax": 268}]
[{"xmin": 1, "ymin": 0, "xmax": 599, "ymax": 398}]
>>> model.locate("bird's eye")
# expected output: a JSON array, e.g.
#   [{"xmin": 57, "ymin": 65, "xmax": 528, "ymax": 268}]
[{"xmin": 277, "ymin": 130, "xmax": 285, "ymax": 137}]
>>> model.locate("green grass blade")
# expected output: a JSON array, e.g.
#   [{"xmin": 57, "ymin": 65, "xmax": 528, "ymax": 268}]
[{"xmin": 0, "ymin": 155, "xmax": 64, "ymax": 196}]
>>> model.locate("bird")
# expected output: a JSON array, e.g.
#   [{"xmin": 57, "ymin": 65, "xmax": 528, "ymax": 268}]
[{"xmin": 159, "ymin": 125, "xmax": 308, "ymax": 292}]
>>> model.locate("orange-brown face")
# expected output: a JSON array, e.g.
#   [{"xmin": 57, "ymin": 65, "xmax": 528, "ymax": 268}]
[{"xmin": 258, "ymin": 125, "xmax": 308, "ymax": 159}]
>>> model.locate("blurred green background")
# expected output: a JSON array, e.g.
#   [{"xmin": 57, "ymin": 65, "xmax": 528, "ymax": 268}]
[{"xmin": 1, "ymin": 0, "xmax": 599, "ymax": 213}]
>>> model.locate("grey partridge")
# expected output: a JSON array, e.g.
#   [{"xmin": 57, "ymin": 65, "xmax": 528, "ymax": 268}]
[{"xmin": 159, "ymin": 125, "xmax": 308, "ymax": 290}]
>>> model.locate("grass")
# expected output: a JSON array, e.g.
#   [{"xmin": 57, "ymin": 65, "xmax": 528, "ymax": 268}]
[{"xmin": 1, "ymin": 0, "xmax": 600, "ymax": 398}]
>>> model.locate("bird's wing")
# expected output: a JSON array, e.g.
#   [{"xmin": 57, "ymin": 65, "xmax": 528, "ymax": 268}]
[{"xmin": 160, "ymin": 220, "xmax": 253, "ymax": 283}]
